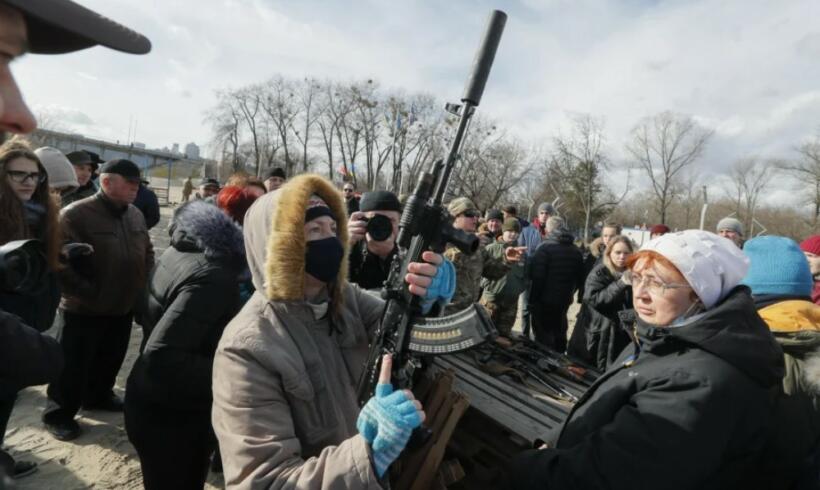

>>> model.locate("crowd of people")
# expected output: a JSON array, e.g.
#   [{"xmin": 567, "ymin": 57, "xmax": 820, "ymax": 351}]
[{"xmin": 0, "ymin": 1, "xmax": 819, "ymax": 489}]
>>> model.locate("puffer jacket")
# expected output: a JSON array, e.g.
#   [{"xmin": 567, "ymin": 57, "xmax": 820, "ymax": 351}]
[
  {"xmin": 754, "ymin": 297, "xmax": 820, "ymax": 489},
  {"xmin": 212, "ymin": 175, "xmax": 385, "ymax": 489},
  {"xmin": 576, "ymin": 262, "xmax": 633, "ymax": 370},
  {"xmin": 509, "ymin": 287, "xmax": 785, "ymax": 490},
  {"xmin": 59, "ymin": 192, "xmax": 154, "ymax": 316},
  {"xmin": 127, "ymin": 200, "xmax": 245, "ymax": 411},
  {"xmin": 480, "ymin": 240, "xmax": 528, "ymax": 303}
]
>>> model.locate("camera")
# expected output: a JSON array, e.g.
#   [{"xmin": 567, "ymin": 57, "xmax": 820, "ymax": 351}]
[
  {"xmin": 0, "ymin": 240, "xmax": 47, "ymax": 294},
  {"xmin": 364, "ymin": 214, "xmax": 394, "ymax": 242}
]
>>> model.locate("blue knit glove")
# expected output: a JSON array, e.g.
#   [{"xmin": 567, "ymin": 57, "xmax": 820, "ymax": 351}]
[
  {"xmin": 420, "ymin": 258, "xmax": 456, "ymax": 315},
  {"xmin": 356, "ymin": 383, "xmax": 423, "ymax": 477}
]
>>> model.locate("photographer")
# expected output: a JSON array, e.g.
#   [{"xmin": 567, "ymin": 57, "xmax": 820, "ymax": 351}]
[{"xmin": 348, "ymin": 191, "xmax": 402, "ymax": 290}]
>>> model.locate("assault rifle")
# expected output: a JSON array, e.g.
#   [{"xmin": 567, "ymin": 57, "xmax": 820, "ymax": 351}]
[{"xmin": 356, "ymin": 10, "xmax": 508, "ymax": 406}]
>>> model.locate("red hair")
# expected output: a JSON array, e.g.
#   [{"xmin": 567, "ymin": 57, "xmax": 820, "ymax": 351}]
[
  {"xmin": 216, "ymin": 185, "xmax": 259, "ymax": 225},
  {"xmin": 625, "ymin": 250, "xmax": 685, "ymax": 281}
]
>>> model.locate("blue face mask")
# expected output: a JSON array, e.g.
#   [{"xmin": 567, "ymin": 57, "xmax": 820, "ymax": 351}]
[{"xmin": 305, "ymin": 236, "xmax": 344, "ymax": 283}]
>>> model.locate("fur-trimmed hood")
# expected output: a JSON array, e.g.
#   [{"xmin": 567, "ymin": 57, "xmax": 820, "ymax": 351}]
[
  {"xmin": 243, "ymin": 174, "xmax": 349, "ymax": 314},
  {"xmin": 169, "ymin": 200, "xmax": 245, "ymax": 263}
]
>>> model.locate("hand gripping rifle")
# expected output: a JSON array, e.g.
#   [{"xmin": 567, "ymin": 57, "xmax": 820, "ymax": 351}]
[{"xmin": 356, "ymin": 10, "xmax": 508, "ymax": 407}]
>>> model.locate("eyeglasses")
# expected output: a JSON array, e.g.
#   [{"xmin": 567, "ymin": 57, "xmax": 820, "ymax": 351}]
[
  {"xmin": 461, "ymin": 210, "xmax": 479, "ymax": 218},
  {"xmin": 623, "ymin": 270, "xmax": 691, "ymax": 296},
  {"xmin": 6, "ymin": 170, "xmax": 46, "ymax": 185}
]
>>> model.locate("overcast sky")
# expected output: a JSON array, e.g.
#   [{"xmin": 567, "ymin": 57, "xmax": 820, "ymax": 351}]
[{"xmin": 13, "ymin": 0, "xmax": 820, "ymax": 205}]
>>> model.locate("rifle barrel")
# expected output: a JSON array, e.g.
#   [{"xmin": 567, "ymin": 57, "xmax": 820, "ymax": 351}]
[{"xmin": 462, "ymin": 10, "xmax": 507, "ymax": 106}]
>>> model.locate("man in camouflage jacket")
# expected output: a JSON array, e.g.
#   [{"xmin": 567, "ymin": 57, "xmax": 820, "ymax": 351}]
[{"xmin": 444, "ymin": 198, "xmax": 524, "ymax": 315}]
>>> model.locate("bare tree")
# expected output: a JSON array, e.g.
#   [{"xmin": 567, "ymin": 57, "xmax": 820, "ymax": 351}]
[
  {"xmin": 261, "ymin": 76, "xmax": 300, "ymax": 177},
  {"xmin": 292, "ymin": 78, "xmax": 322, "ymax": 173},
  {"xmin": 782, "ymin": 137, "xmax": 820, "ymax": 227},
  {"xmin": 552, "ymin": 114, "xmax": 627, "ymax": 241},
  {"xmin": 724, "ymin": 157, "xmax": 773, "ymax": 235},
  {"xmin": 316, "ymin": 82, "xmax": 347, "ymax": 180},
  {"xmin": 625, "ymin": 111, "xmax": 713, "ymax": 223},
  {"xmin": 205, "ymin": 92, "xmax": 244, "ymax": 173},
  {"xmin": 232, "ymin": 86, "xmax": 266, "ymax": 177},
  {"xmin": 677, "ymin": 169, "xmax": 703, "ymax": 230}
]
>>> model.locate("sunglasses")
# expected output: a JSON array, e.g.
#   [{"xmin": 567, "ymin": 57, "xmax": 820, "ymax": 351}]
[
  {"xmin": 461, "ymin": 210, "xmax": 480, "ymax": 218},
  {"xmin": 6, "ymin": 170, "xmax": 46, "ymax": 185}
]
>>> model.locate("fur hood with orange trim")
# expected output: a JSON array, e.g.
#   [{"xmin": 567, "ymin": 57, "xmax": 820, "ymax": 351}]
[{"xmin": 243, "ymin": 174, "xmax": 350, "ymax": 315}]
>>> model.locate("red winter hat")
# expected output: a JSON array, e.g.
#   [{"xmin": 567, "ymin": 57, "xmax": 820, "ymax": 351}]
[{"xmin": 800, "ymin": 235, "xmax": 820, "ymax": 256}]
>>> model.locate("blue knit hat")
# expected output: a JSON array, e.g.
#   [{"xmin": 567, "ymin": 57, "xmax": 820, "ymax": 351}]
[{"xmin": 741, "ymin": 236, "xmax": 813, "ymax": 297}]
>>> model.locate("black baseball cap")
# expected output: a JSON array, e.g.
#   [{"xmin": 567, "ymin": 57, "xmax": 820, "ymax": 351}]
[
  {"xmin": 100, "ymin": 159, "xmax": 141, "ymax": 182},
  {"xmin": 199, "ymin": 178, "xmax": 220, "ymax": 188},
  {"xmin": 3, "ymin": 0, "xmax": 152, "ymax": 55}
]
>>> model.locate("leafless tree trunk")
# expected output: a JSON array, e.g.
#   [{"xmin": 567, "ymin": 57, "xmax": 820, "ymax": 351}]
[
  {"xmin": 625, "ymin": 111, "xmax": 713, "ymax": 224},
  {"xmin": 782, "ymin": 138, "xmax": 820, "ymax": 227},
  {"xmin": 552, "ymin": 114, "xmax": 627, "ymax": 241},
  {"xmin": 291, "ymin": 78, "xmax": 321, "ymax": 173},
  {"xmin": 261, "ymin": 76, "xmax": 300, "ymax": 177},
  {"xmin": 205, "ymin": 92, "xmax": 244, "ymax": 174},
  {"xmin": 232, "ymin": 86, "xmax": 265, "ymax": 177},
  {"xmin": 725, "ymin": 157, "xmax": 773, "ymax": 234}
]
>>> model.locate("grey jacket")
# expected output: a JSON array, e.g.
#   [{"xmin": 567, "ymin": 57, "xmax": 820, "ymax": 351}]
[{"xmin": 212, "ymin": 176, "xmax": 385, "ymax": 489}]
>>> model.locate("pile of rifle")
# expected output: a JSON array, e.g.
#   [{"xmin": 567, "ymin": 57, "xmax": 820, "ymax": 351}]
[{"xmin": 407, "ymin": 336, "xmax": 600, "ymax": 489}]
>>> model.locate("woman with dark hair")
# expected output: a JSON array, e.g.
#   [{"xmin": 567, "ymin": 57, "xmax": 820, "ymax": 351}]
[
  {"xmin": 577, "ymin": 235, "xmax": 634, "ymax": 370},
  {"xmin": 0, "ymin": 138, "xmax": 62, "ymax": 478}
]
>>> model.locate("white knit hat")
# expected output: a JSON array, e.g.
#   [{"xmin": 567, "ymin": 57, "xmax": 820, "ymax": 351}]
[
  {"xmin": 640, "ymin": 230, "xmax": 750, "ymax": 309},
  {"xmin": 35, "ymin": 147, "xmax": 79, "ymax": 189}
]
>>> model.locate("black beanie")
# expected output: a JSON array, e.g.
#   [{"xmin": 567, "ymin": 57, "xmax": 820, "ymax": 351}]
[
  {"xmin": 268, "ymin": 167, "xmax": 286, "ymax": 179},
  {"xmin": 486, "ymin": 209, "xmax": 503, "ymax": 221},
  {"xmin": 359, "ymin": 191, "xmax": 401, "ymax": 213}
]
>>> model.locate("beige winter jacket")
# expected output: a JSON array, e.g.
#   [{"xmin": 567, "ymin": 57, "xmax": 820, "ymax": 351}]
[{"xmin": 212, "ymin": 175, "xmax": 386, "ymax": 489}]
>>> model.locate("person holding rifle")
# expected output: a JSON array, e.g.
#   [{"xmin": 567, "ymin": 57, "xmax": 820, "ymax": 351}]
[{"xmin": 211, "ymin": 174, "xmax": 453, "ymax": 488}]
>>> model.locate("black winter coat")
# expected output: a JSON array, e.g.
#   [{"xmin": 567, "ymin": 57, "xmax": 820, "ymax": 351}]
[
  {"xmin": 0, "ymin": 309, "xmax": 63, "ymax": 398},
  {"xmin": 346, "ymin": 196, "xmax": 359, "ymax": 216},
  {"xmin": 348, "ymin": 240, "xmax": 397, "ymax": 290},
  {"xmin": 509, "ymin": 287, "xmax": 785, "ymax": 490},
  {"xmin": 528, "ymin": 229, "xmax": 585, "ymax": 308},
  {"xmin": 0, "ymin": 204, "xmax": 61, "ymax": 332},
  {"xmin": 126, "ymin": 200, "xmax": 245, "ymax": 411},
  {"xmin": 0, "ymin": 273, "xmax": 59, "ymax": 333},
  {"xmin": 576, "ymin": 262, "xmax": 633, "ymax": 370},
  {"xmin": 133, "ymin": 184, "xmax": 160, "ymax": 230}
]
